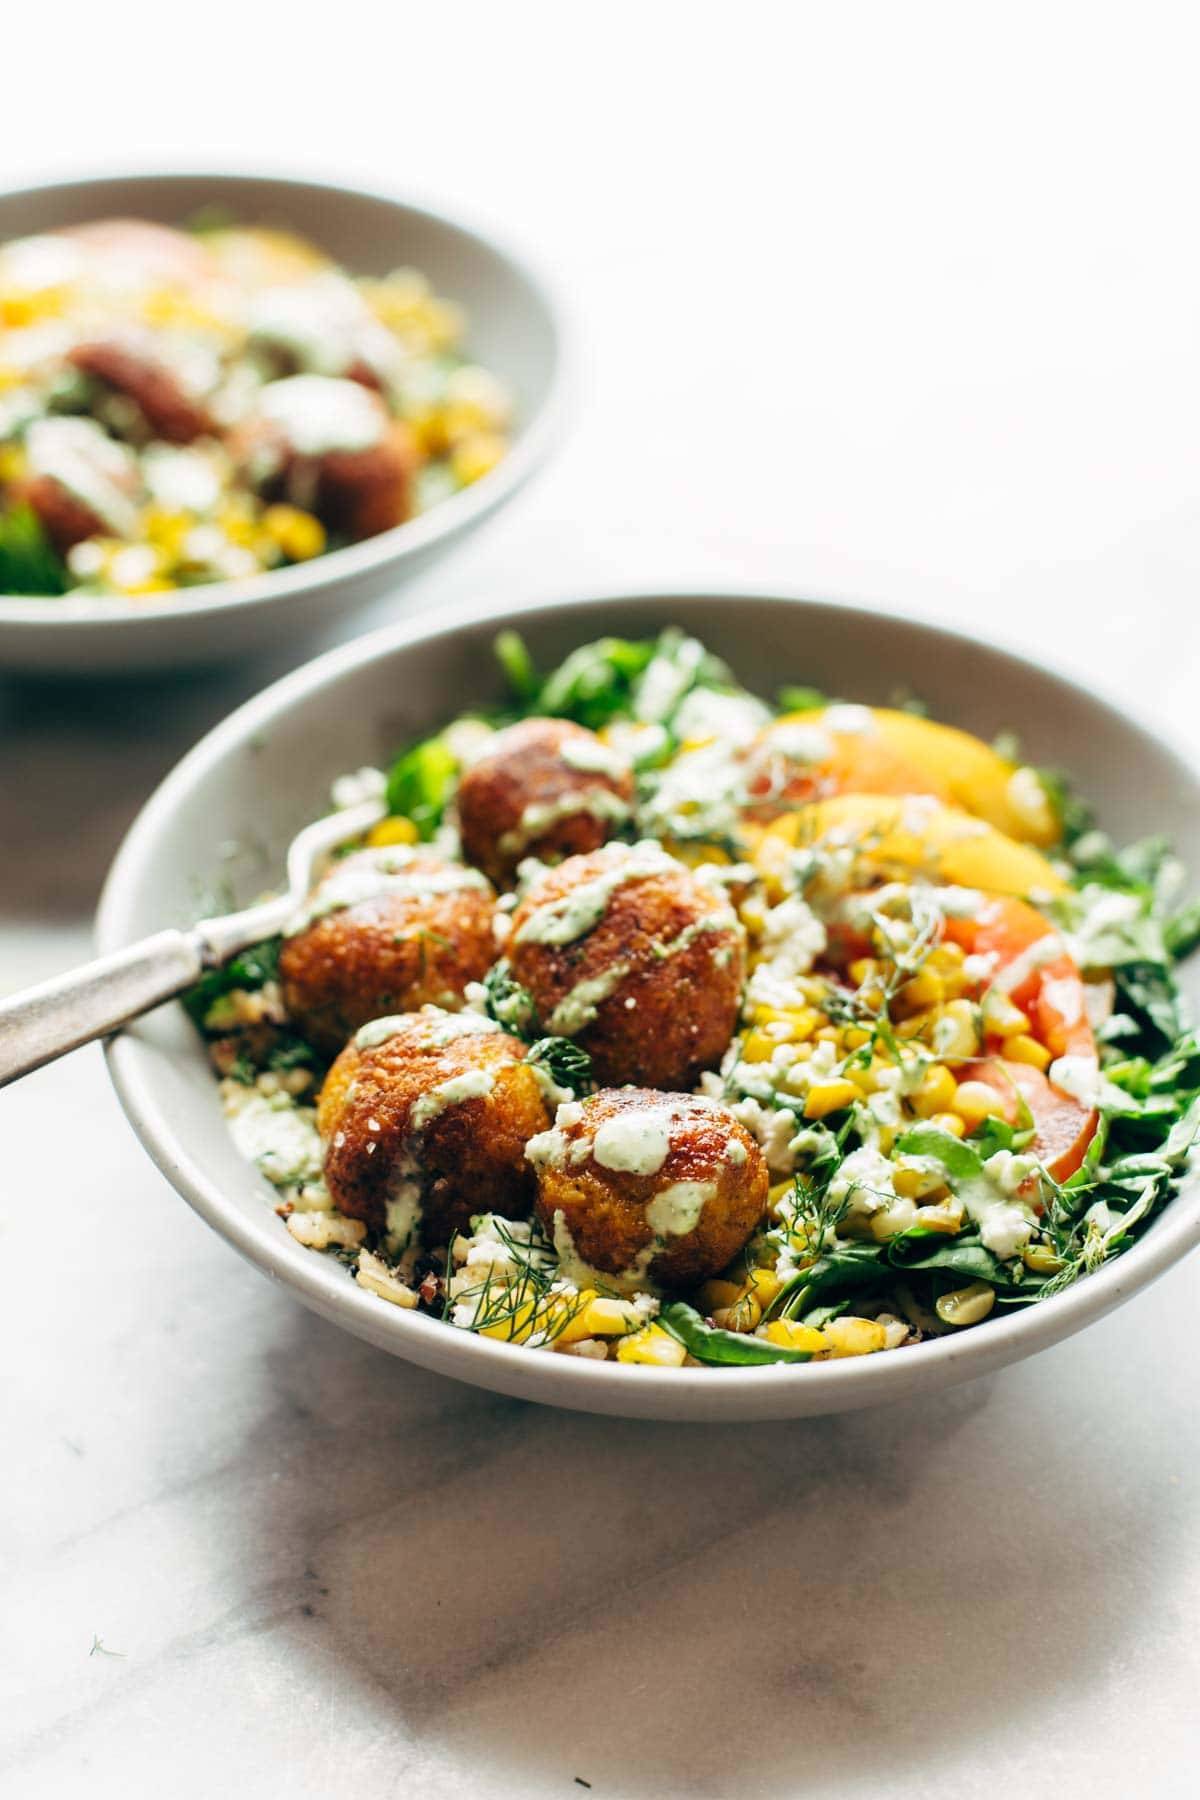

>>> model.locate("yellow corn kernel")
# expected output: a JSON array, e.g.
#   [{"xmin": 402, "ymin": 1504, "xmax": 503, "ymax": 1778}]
[
  {"xmin": 141, "ymin": 507, "xmax": 194, "ymax": 558},
  {"xmin": 546, "ymin": 1290, "xmax": 602, "ymax": 1346},
  {"xmin": 712, "ymin": 1296, "xmax": 762, "ymax": 1333},
  {"xmin": 616, "ymin": 1324, "xmax": 687, "ymax": 1367},
  {"xmin": 758, "ymin": 1320, "xmax": 826, "ymax": 1354},
  {"xmin": 935, "ymin": 1281, "xmax": 996, "ymax": 1327},
  {"xmin": 804, "ymin": 1079, "xmax": 861, "ymax": 1120},
  {"xmin": 477, "ymin": 1299, "xmax": 538, "ymax": 1343},
  {"xmin": 697, "ymin": 1278, "xmax": 744, "ymax": 1314},
  {"xmin": 842, "ymin": 1025, "xmax": 872, "ymax": 1050},
  {"xmin": 263, "ymin": 504, "xmax": 326, "ymax": 562},
  {"xmin": 1022, "ymin": 1242, "xmax": 1063, "ymax": 1274},
  {"xmin": 451, "ymin": 430, "xmax": 507, "ymax": 487},
  {"xmin": 1005, "ymin": 1033, "xmax": 1052, "ymax": 1071},
  {"xmin": 982, "ymin": 989, "xmax": 1031, "ymax": 1037},
  {"xmin": 930, "ymin": 1110, "xmax": 966, "ymax": 1138},
  {"xmin": 579, "ymin": 1295, "xmax": 645, "ymax": 1337},
  {"xmin": 935, "ymin": 998, "xmax": 981, "ymax": 1062},
  {"xmin": 747, "ymin": 1266, "xmax": 784, "ymax": 1308},
  {"xmin": 741, "ymin": 1027, "xmax": 784, "ymax": 1063},
  {"xmin": 366, "ymin": 815, "xmax": 420, "ymax": 848},
  {"xmin": 847, "ymin": 1058, "xmax": 880, "ymax": 1092},
  {"xmin": 217, "ymin": 502, "xmax": 257, "ymax": 547},
  {"xmin": 821, "ymin": 1317, "xmax": 888, "ymax": 1357},
  {"xmin": 893, "ymin": 1163, "xmax": 947, "ymax": 1200},
  {"xmin": 952, "ymin": 1080, "xmax": 1008, "ymax": 1129},
  {"xmin": 899, "ymin": 967, "xmax": 945, "ymax": 1010},
  {"xmin": 813, "ymin": 1025, "xmax": 841, "ymax": 1045},
  {"xmin": 912, "ymin": 1063, "xmax": 958, "ymax": 1118},
  {"xmin": 913, "ymin": 1202, "xmax": 963, "ymax": 1234},
  {"xmin": 870, "ymin": 1201, "xmax": 918, "ymax": 1242},
  {"xmin": 898, "ymin": 1006, "xmax": 939, "ymax": 1044},
  {"xmin": 848, "ymin": 957, "xmax": 878, "ymax": 985},
  {"xmin": 929, "ymin": 941, "xmax": 966, "ymax": 969}
]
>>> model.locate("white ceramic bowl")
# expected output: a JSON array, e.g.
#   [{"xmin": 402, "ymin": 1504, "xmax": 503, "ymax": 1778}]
[
  {"xmin": 0, "ymin": 171, "xmax": 564, "ymax": 674},
  {"xmin": 97, "ymin": 590, "xmax": 1200, "ymax": 1421}
]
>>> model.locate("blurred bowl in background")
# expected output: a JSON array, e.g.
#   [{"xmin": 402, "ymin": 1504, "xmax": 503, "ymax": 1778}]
[{"xmin": 0, "ymin": 170, "xmax": 565, "ymax": 674}]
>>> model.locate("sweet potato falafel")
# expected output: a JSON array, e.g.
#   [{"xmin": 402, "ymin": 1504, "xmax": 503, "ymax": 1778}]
[
  {"xmin": 319, "ymin": 1007, "xmax": 550, "ymax": 1250},
  {"xmin": 526, "ymin": 1087, "xmax": 767, "ymax": 1293},
  {"xmin": 278, "ymin": 845, "xmax": 496, "ymax": 1055},
  {"xmin": 507, "ymin": 842, "xmax": 744, "ymax": 1089},
  {"xmin": 455, "ymin": 716, "xmax": 634, "ymax": 888}
]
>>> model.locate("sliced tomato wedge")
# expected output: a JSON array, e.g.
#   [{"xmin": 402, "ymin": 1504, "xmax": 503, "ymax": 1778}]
[
  {"xmin": 943, "ymin": 894, "xmax": 1094, "ymax": 1059},
  {"xmin": 972, "ymin": 1057, "xmax": 1096, "ymax": 1184},
  {"xmin": 943, "ymin": 895, "xmax": 1098, "ymax": 1180}
]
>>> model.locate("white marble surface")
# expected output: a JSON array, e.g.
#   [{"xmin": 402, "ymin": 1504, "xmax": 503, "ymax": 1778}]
[{"xmin": 3, "ymin": 6, "xmax": 1200, "ymax": 1794}]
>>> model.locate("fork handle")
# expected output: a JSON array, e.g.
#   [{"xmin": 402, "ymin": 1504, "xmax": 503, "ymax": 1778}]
[{"xmin": 0, "ymin": 929, "xmax": 204, "ymax": 1088}]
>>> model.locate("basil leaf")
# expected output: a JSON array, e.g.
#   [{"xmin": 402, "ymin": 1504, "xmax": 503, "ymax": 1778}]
[
  {"xmin": 658, "ymin": 1302, "xmax": 815, "ymax": 1366},
  {"xmin": 385, "ymin": 735, "xmax": 458, "ymax": 838},
  {"xmin": 885, "ymin": 1233, "xmax": 1009, "ymax": 1284},
  {"xmin": 0, "ymin": 504, "xmax": 68, "ymax": 596},
  {"xmin": 895, "ymin": 1123, "xmax": 983, "ymax": 1180},
  {"xmin": 494, "ymin": 629, "xmax": 539, "ymax": 702}
]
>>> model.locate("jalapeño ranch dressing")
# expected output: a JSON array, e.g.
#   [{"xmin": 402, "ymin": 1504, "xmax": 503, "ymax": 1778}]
[
  {"xmin": 515, "ymin": 844, "xmax": 677, "ymax": 947},
  {"xmin": 256, "ymin": 374, "xmax": 387, "ymax": 456},
  {"xmin": 591, "ymin": 1108, "xmax": 675, "ymax": 1175},
  {"xmin": 285, "ymin": 850, "xmax": 490, "ymax": 936}
]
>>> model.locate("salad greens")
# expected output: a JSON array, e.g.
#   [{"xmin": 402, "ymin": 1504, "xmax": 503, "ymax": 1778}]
[
  {"xmin": 0, "ymin": 505, "xmax": 68, "ymax": 597},
  {"xmin": 190, "ymin": 626, "xmax": 1200, "ymax": 1372}
]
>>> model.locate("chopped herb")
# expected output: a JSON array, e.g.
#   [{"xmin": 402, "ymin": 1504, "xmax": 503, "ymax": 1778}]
[
  {"xmin": 182, "ymin": 937, "xmax": 281, "ymax": 1029},
  {"xmin": 526, "ymin": 1036, "xmax": 594, "ymax": 1095}
]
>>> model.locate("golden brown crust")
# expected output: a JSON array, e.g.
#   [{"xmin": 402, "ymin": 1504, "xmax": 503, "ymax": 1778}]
[
  {"xmin": 278, "ymin": 848, "xmax": 496, "ymax": 1056},
  {"xmin": 531, "ymin": 1087, "xmax": 766, "ymax": 1291},
  {"xmin": 68, "ymin": 339, "xmax": 214, "ymax": 444},
  {"xmin": 319, "ymin": 1011, "xmax": 550, "ymax": 1244},
  {"xmin": 456, "ymin": 717, "xmax": 634, "ymax": 887},
  {"xmin": 19, "ymin": 474, "xmax": 106, "ymax": 551},
  {"xmin": 232, "ymin": 409, "xmax": 413, "ymax": 541},
  {"xmin": 508, "ymin": 847, "xmax": 744, "ymax": 1089}
]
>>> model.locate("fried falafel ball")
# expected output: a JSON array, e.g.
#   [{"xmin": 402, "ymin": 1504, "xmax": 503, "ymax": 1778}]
[
  {"xmin": 507, "ymin": 841, "xmax": 745, "ymax": 1090},
  {"xmin": 455, "ymin": 717, "xmax": 635, "ymax": 889},
  {"xmin": 231, "ymin": 374, "xmax": 414, "ymax": 540},
  {"xmin": 318, "ymin": 1008, "xmax": 551, "ymax": 1250},
  {"xmin": 18, "ymin": 416, "xmax": 142, "ymax": 551},
  {"xmin": 278, "ymin": 846, "xmax": 497, "ymax": 1057},
  {"xmin": 68, "ymin": 332, "xmax": 216, "ymax": 444},
  {"xmin": 527, "ymin": 1088, "xmax": 767, "ymax": 1294}
]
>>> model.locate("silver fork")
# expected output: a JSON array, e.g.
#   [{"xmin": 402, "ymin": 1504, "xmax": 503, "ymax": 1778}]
[{"xmin": 0, "ymin": 796, "xmax": 386, "ymax": 1089}]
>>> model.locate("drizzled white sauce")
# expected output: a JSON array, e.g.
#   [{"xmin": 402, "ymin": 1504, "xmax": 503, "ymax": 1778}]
[
  {"xmin": 592, "ymin": 1109, "xmax": 674, "ymax": 1175},
  {"xmin": 24, "ymin": 416, "xmax": 140, "ymax": 536},
  {"xmin": 994, "ymin": 934, "xmax": 1064, "ymax": 993},
  {"xmin": 645, "ymin": 1180, "xmax": 716, "ymax": 1236},
  {"xmin": 409, "ymin": 1068, "xmax": 496, "ymax": 1133},
  {"xmin": 355, "ymin": 1010, "xmax": 499, "ymax": 1051},
  {"xmin": 285, "ymin": 849, "xmax": 489, "ymax": 935},
  {"xmin": 515, "ymin": 844, "xmax": 675, "ymax": 946},
  {"xmin": 256, "ymin": 374, "xmax": 386, "ymax": 456},
  {"xmin": 497, "ymin": 788, "xmax": 631, "ymax": 859},
  {"xmin": 546, "ymin": 961, "xmax": 632, "ymax": 1035},
  {"xmin": 559, "ymin": 736, "xmax": 632, "ymax": 778}
]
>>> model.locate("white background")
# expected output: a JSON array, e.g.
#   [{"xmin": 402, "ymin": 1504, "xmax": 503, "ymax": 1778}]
[{"xmin": 2, "ymin": 5, "xmax": 1199, "ymax": 1796}]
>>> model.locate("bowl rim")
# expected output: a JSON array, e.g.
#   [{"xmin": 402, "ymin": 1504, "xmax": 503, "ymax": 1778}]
[
  {"xmin": 97, "ymin": 585, "xmax": 1200, "ymax": 1413},
  {"xmin": 0, "ymin": 163, "xmax": 569, "ymax": 630}
]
